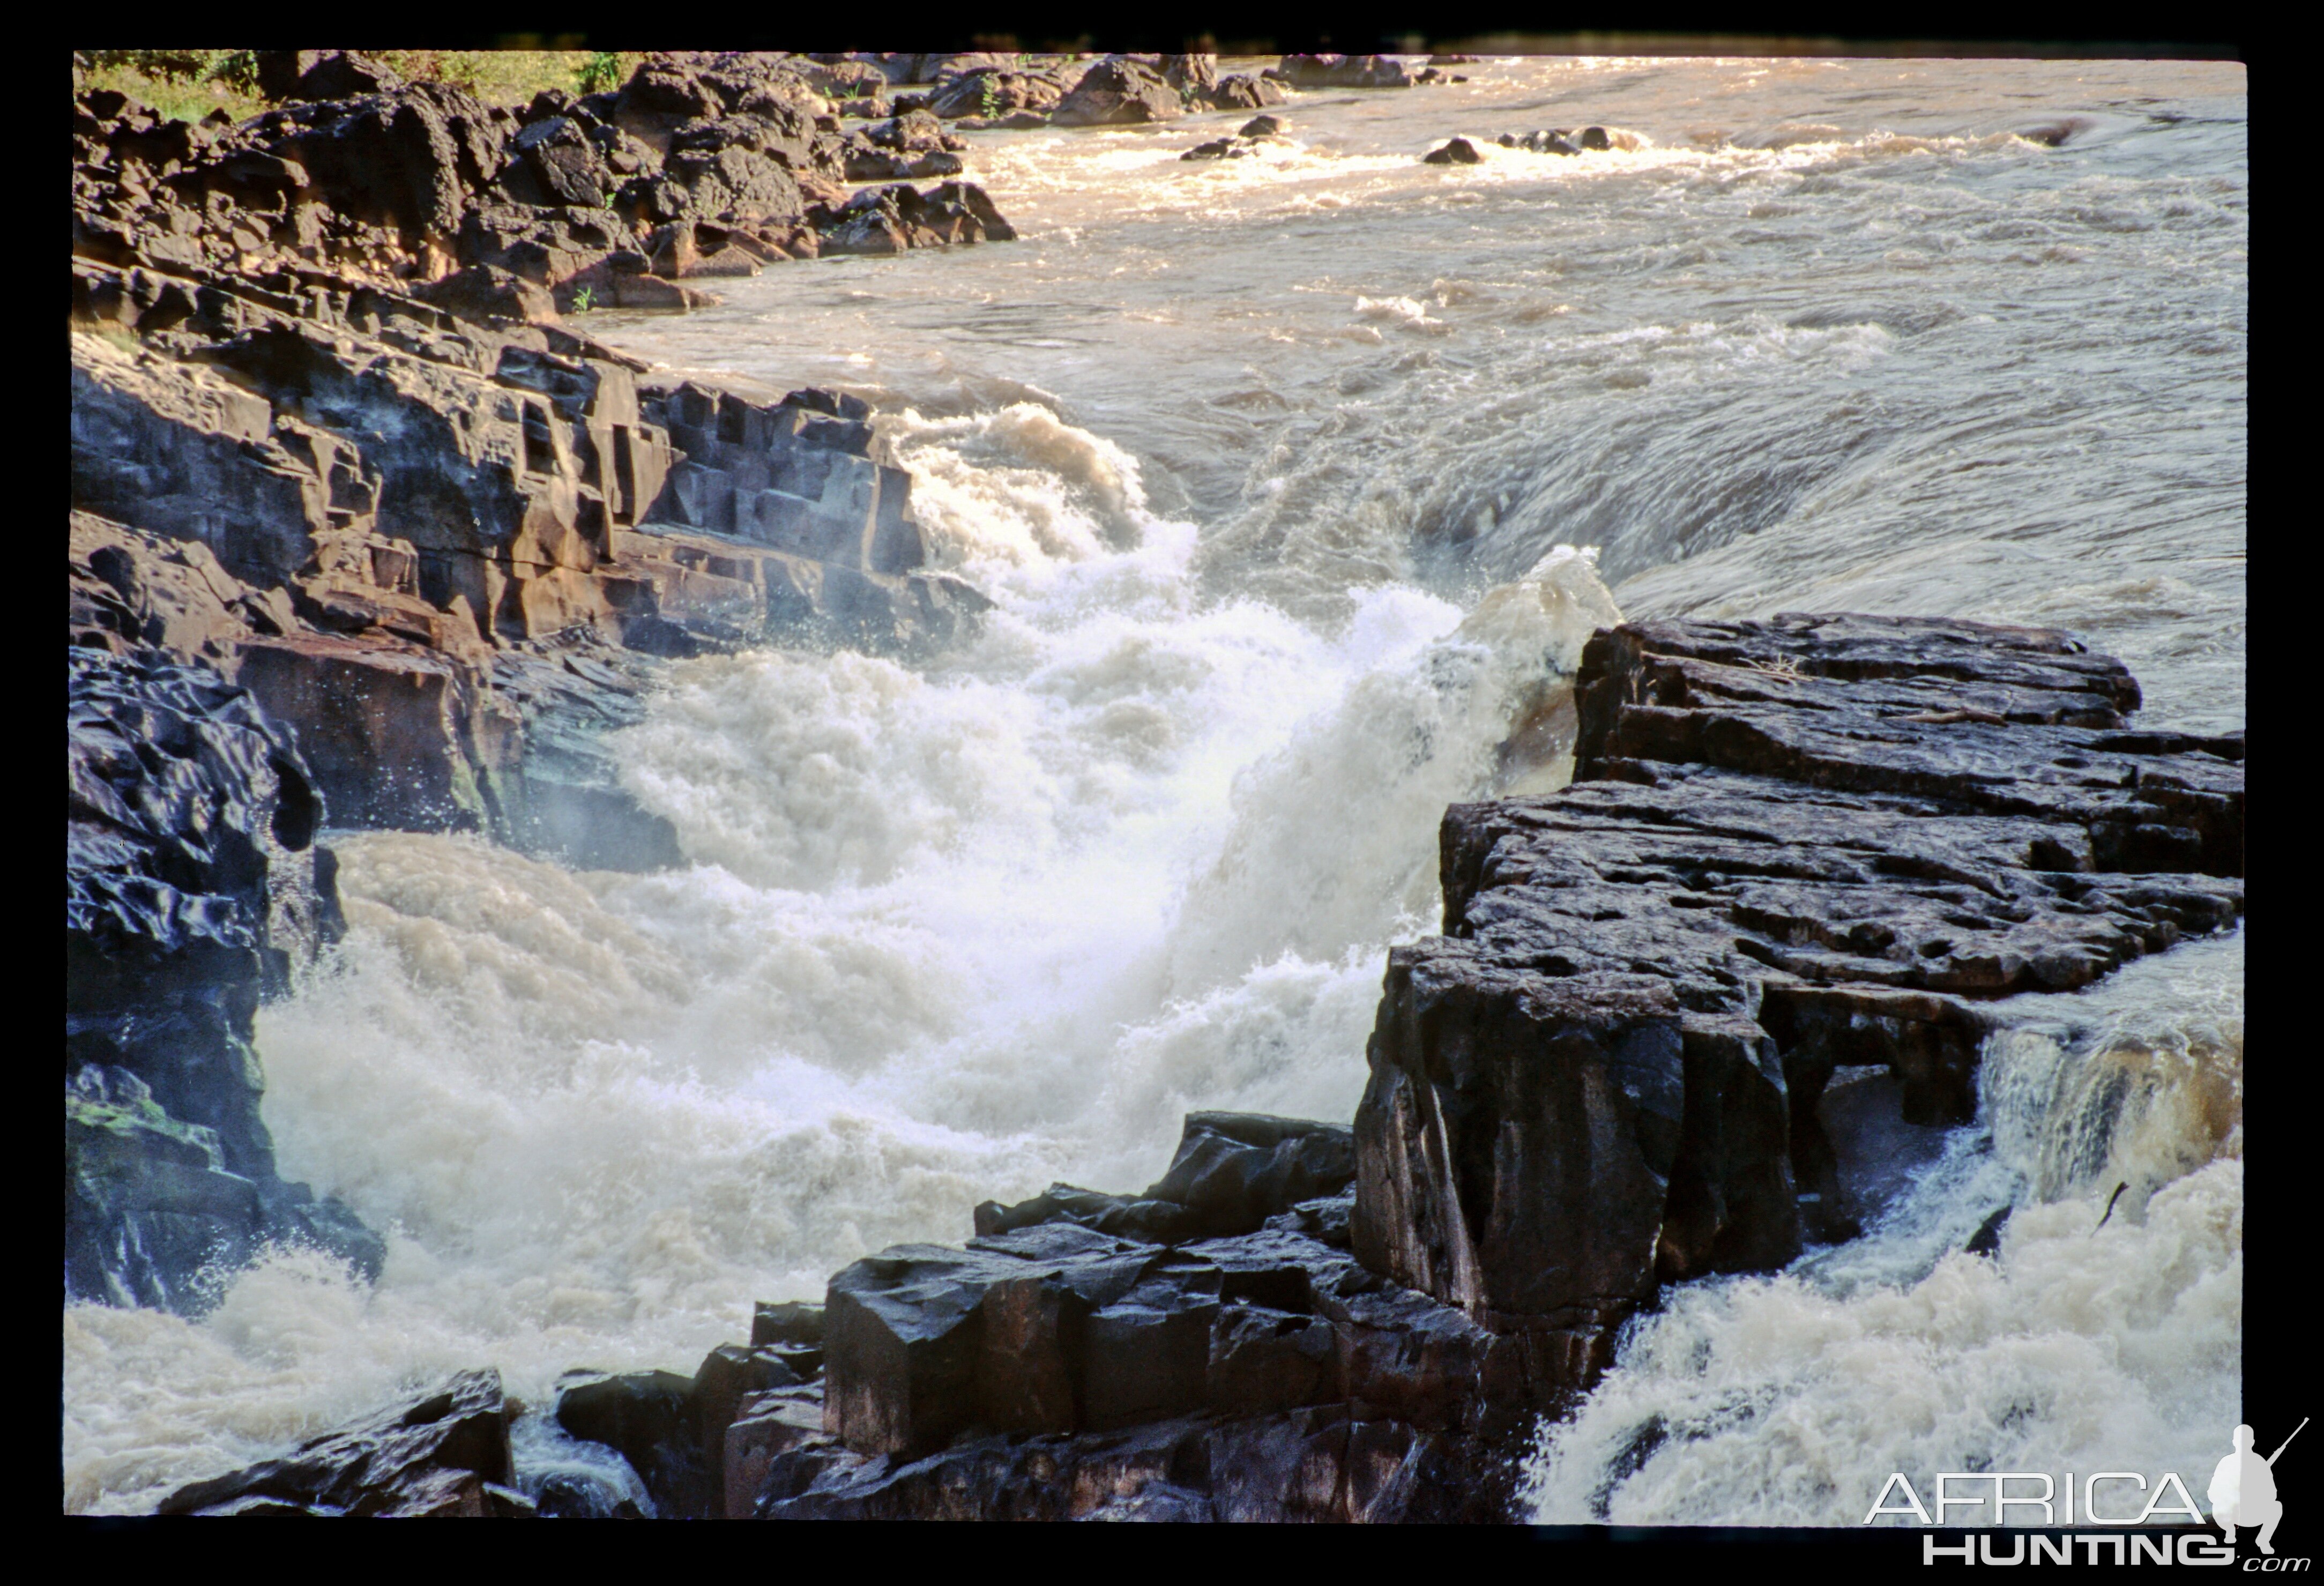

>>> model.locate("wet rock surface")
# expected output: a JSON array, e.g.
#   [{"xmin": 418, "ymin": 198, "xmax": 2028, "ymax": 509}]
[
  {"xmin": 159, "ymin": 1369, "xmax": 524, "ymax": 1516},
  {"xmin": 973, "ymin": 1111, "xmax": 1356, "ymax": 1245},
  {"xmin": 1424, "ymin": 137, "xmax": 1484, "ymax": 165},
  {"xmin": 162, "ymin": 615, "xmax": 2241, "ymax": 1520},
  {"xmin": 67, "ymin": 645, "xmax": 382, "ymax": 1313},
  {"xmin": 1355, "ymin": 613, "xmax": 2243, "ymax": 1328},
  {"xmin": 68, "ymin": 53, "xmax": 1021, "ymax": 1327}
]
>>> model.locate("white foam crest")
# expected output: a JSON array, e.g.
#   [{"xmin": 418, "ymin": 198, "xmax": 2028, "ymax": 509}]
[
  {"xmin": 1525, "ymin": 1161, "xmax": 2241, "ymax": 1525},
  {"xmin": 1161, "ymin": 548, "xmax": 1621, "ymax": 991},
  {"xmin": 881, "ymin": 401, "xmax": 1156, "ymax": 574},
  {"xmin": 61, "ymin": 437, "xmax": 1627, "ymax": 1515},
  {"xmin": 1525, "ymin": 932, "xmax": 2244, "ymax": 1525}
]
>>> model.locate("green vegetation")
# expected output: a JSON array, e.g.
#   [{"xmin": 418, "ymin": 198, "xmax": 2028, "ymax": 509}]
[
  {"xmin": 76, "ymin": 49, "xmax": 267, "ymax": 123},
  {"xmin": 572, "ymin": 285, "xmax": 596, "ymax": 312},
  {"xmin": 574, "ymin": 50, "xmax": 625, "ymax": 95},
  {"xmin": 77, "ymin": 48, "xmax": 640, "ymax": 125}
]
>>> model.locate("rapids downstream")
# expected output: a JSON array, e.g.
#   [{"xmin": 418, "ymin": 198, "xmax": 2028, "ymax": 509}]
[{"xmin": 62, "ymin": 54, "xmax": 2246, "ymax": 1521}]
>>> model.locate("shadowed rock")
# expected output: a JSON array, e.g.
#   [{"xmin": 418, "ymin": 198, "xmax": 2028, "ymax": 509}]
[
  {"xmin": 1354, "ymin": 612, "xmax": 2243, "ymax": 1375},
  {"xmin": 158, "ymin": 1369, "xmax": 519, "ymax": 1516},
  {"xmin": 66, "ymin": 646, "xmax": 381, "ymax": 1312}
]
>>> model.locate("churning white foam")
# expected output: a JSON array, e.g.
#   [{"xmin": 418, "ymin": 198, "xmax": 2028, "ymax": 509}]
[
  {"xmin": 62, "ymin": 407, "xmax": 1623, "ymax": 1515},
  {"xmin": 1524, "ymin": 930, "xmax": 2244, "ymax": 1526}
]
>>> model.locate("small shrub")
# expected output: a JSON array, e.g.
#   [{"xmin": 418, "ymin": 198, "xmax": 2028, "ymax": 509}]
[{"xmin": 576, "ymin": 50, "xmax": 624, "ymax": 95}]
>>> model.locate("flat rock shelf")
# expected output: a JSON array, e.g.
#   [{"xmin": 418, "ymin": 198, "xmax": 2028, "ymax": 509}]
[{"xmin": 159, "ymin": 612, "xmax": 2246, "ymax": 1521}]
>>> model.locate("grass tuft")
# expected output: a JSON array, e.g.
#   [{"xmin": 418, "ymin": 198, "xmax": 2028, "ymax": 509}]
[{"xmin": 77, "ymin": 48, "xmax": 645, "ymax": 125}]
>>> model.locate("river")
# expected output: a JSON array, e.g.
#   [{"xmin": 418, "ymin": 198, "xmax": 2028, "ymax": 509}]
[{"xmin": 62, "ymin": 53, "xmax": 2246, "ymax": 1520}]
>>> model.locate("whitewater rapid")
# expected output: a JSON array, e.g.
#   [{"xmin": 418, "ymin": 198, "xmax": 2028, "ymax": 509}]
[
  {"xmin": 62, "ymin": 54, "xmax": 2244, "ymax": 1519},
  {"xmin": 63, "ymin": 402, "xmax": 1623, "ymax": 1514}
]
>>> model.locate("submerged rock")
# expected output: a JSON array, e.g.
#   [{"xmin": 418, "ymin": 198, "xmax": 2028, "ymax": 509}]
[
  {"xmin": 1498, "ymin": 128, "xmax": 1581, "ymax": 155},
  {"xmin": 1424, "ymin": 137, "xmax": 1484, "ymax": 165}
]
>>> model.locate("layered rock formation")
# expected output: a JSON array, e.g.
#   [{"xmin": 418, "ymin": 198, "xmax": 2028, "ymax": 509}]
[
  {"xmin": 160, "ymin": 612, "xmax": 2246, "ymax": 1519},
  {"xmin": 1354, "ymin": 614, "xmax": 2243, "ymax": 1351},
  {"xmin": 67, "ymin": 52, "xmax": 1011, "ymax": 1322}
]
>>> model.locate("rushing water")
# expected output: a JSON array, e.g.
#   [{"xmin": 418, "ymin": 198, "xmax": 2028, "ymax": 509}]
[{"xmin": 61, "ymin": 55, "xmax": 2245, "ymax": 1517}]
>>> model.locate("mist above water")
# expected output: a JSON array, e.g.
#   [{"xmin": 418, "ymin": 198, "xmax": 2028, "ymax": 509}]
[{"xmin": 62, "ymin": 55, "xmax": 2243, "ymax": 1518}]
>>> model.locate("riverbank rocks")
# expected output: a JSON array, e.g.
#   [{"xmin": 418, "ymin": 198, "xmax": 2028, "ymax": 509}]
[
  {"xmin": 160, "ymin": 1369, "xmax": 520, "ymax": 1516},
  {"xmin": 1279, "ymin": 54, "xmax": 1420, "ymax": 90},
  {"xmin": 815, "ymin": 178, "xmax": 1017, "ymax": 255},
  {"xmin": 926, "ymin": 63, "xmax": 1076, "ymax": 121},
  {"xmin": 1052, "ymin": 57, "xmax": 1186, "ymax": 126},
  {"xmin": 1354, "ymin": 613, "xmax": 2244, "ymax": 1336},
  {"xmin": 72, "ymin": 56, "xmax": 1015, "ymax": 325},
  {"xmin": 70, "ymin": 245, "xmax": 986, "ymax": 847},
  {"xmin": 67, "ymin": 645, "xmax": 383, "ymax": 1313}
]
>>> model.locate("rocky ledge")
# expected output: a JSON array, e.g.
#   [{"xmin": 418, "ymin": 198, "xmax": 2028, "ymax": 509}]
[
  {"xmin": 161, "ymin": 612, "xmax": 2240, "ymax": 1518},
  {"xmin": 67, "ymin": 51, "xmax": 1029, "ymax": 1316}
]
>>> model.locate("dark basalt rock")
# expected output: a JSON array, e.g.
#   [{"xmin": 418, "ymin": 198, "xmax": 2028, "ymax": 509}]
[
  {"xmin": 1278, "ymin": 54, "xmax": 1420, "ymax": 90},
  {"xmin": 1424, "ymin": 137, "xmax": 1484, "ymax": 165},
  {"xmin": 1052, "ymin": 57, "xmax": 1186, "ymax": 126},
  {"xmin": 1353, "ymin": 613, "xmax": 2243, "ymax": 1371},
  {"xmin": 158, "ymin": 1369, "xmax": 517, "ymax": 1516},
  {"xmin": 973, "ymin": 1111, "xmax": 1355, "ymax": 1244},
  {"xmin": 555, "ymin": 1369, "xmax": 716, "ymax": 1520},
  {"xmin": 926, "ymin": 64, "xmax": 1074, "ymax": 121},
  {"xmin": 1208, "ymin": 74, "xmax": 1289, "ymax": 111},
  {"xmin": 1499, "ymin": 129, "xmax": 1582, "ymax": 156},
  {"xmin": 66, "ymin": 646, "xmax": 383, "ymax": 1313},
  {"xmin": 751, "ymin": 1207, "xmax": 1556, "ymax": 1519}
]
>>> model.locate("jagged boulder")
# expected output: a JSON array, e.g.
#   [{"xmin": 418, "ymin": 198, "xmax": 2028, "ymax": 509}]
[
  {"xmin": 926, "ymin": 64, "xmax": 1072, "ymax": 120},
  {"xmin": 975, "ymin": 1112, "xmax": 1357, "ymax": 1244},
  {"xmin": 253, "ymin": 50, "xmax": 404, "ymax": 103},
  {"xmin": 776, "ymin": 1215, "xmax": 1548, "ymax": 1517},
  {"xmin": 158, "ymin": 1370, "xmax": 524, "ymax": 1516},
  {"xmin": 1499, "ymin": 128, "xmax": 1582, "ymax": 155},
  {"xmin": 816, "ymin": 178, "xmax": 1017, "ymax": 255},
  {"xmin": 1052, "ymin": 57, "xmax": 1185, "ymax": 126}
]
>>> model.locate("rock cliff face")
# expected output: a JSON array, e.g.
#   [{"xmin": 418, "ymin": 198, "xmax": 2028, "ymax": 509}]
[
  {"xmin": 68, "ymin": 54, "xmax": 1013, "ymax": 1322},
  {"xmin": 72, "ymin": 138, "xmax": 989, "ymax": 851},
  {"xmin": 1353, "ymin": 614, "xmax": 2244, "ymax": 1366},
  {"xmin": 66, "ymin": 646, "xmax": 382, "ymax": 1312}
]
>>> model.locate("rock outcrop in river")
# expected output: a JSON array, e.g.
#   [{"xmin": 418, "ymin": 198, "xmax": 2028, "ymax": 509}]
[{"xmin": 168, "ymin": 613, "xmax": 2230, "ymax": 1519}]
